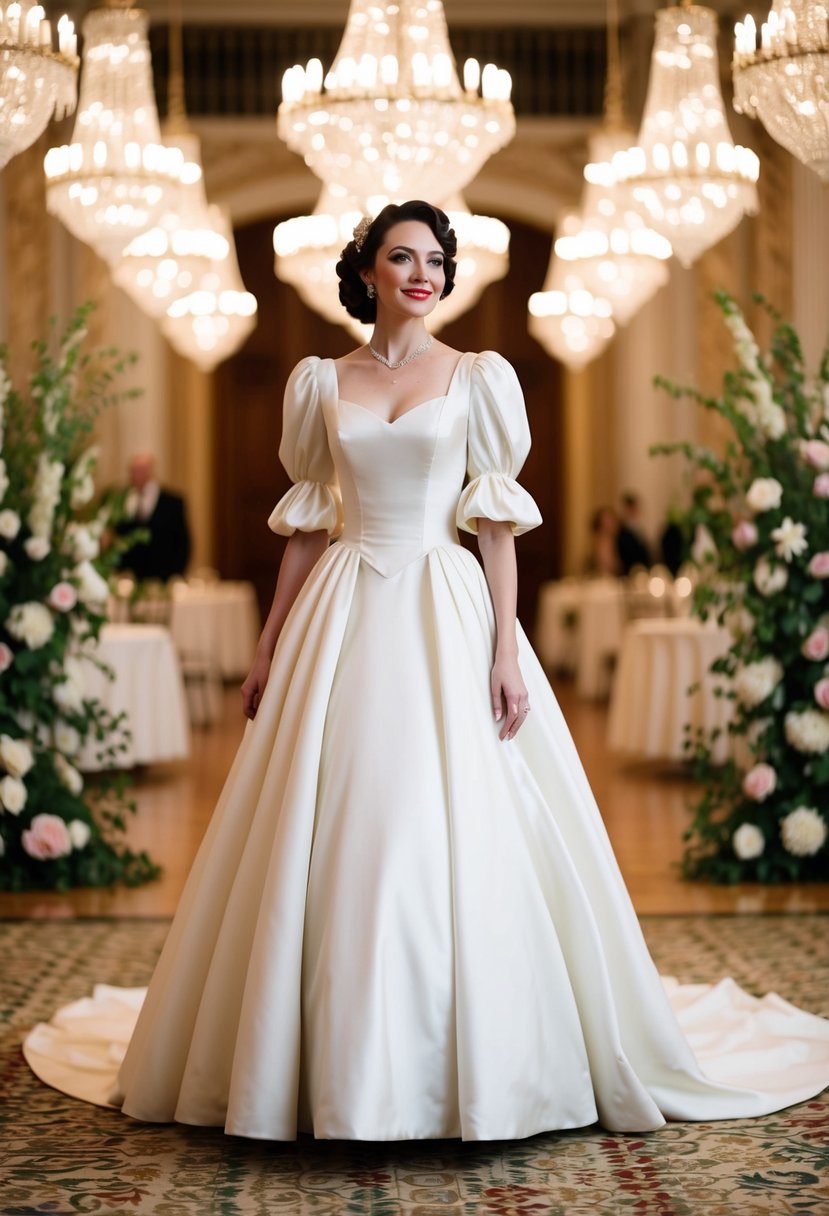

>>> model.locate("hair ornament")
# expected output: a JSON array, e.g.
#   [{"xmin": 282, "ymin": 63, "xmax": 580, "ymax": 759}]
[{"xmin": 352, "ymin": 215, "xmax": 374, "ymax": 252}]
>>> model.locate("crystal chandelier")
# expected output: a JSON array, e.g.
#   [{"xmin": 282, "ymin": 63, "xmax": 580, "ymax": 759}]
[
  {"xmin": 528, "ymin": 258, "xmax": 615, "ymax": 371},
  {"xmin": 44, "ymin": 6, "xmax": 184, "ymax": 266},
  {"xmin": 113, "ymin": 23, "xmax": 229, "ymax": 318},
  {"xmin": 612, "ymin": 4, "xmax": 760, "ymax": 268},
  {"xmin": 0, "ymin": 2, "xmax": 78, "ymax": 170},
  {"xmin": 162, "ymin": 210, "xmax": 258, "ymax": 373},
  {"xmin": 273, "ymin": 188, "xmax": 510, "ymax": 341},
  {"xmin": 276, "ymin": 0, "xmax": 515, "ymax": 208},
  {"xmin": 733, "ymin": 0, "xmax": 829, "ymax": 182},
  {"xmin": 557, "ymin": 131, "xmax": 672, "ymax": 327}
]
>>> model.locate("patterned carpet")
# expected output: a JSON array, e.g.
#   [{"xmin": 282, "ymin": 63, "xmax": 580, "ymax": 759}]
[{"xmin": 0, "ymin": 916, "xmax": 827, "ymax": 1216}]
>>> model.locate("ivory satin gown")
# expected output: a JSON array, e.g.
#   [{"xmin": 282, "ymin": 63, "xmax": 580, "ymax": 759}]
[{"xmin": 24, "ymin": 352, "xmax": 829, "ymax": 1141}]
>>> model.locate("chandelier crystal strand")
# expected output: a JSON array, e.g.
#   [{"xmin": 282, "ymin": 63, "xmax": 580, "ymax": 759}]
[
  {"xmin": 612, "ymin": 4, "xmax": 760, "ymax": 268},
  {"xmin": 0, "ymin": 2, "xmax": 78, "ymax": 169},
  {"xmin": 162, "ymin": 209, "xmax": 257, "ymax": 373},
  {"xmin": 276, "ymin": 0, "xmax": 515, "ymax": 207},
  {"xmin": 113, "ymin": 20, "xmax": 229, "ymax": 317},
  {"xmin": 733, "ymin": 0, "xmax": 829, "ymax": 182},
  {"xmin": 44, "ymin": 6, "xmax": 184, "ymax": 266},
  {"xmin": 528, "ymin": 257, "xmax": 615, "ymax": 371},
  {"xmin": 273, "ymin": 187, "xmax": 509, "ymax": 340}
]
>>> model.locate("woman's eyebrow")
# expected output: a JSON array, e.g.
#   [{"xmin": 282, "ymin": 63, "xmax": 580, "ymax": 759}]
[{"xmin": 388, "ymin": 245, "xmax": 443, "ymax": 256}]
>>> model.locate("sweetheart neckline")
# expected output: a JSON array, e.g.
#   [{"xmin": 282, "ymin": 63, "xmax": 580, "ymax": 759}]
[
  {"xmin": 338, "ymin": 395, "xmax": 445, "ymax": 426},
  {"xmin": 328, "ymin": 352, "xmax": 468, "ymax": 427}
]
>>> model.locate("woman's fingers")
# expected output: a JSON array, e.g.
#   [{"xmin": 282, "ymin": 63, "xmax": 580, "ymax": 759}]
[{"xmin": 497, "ymin": 689, "xmax": 530, "ymax": 740}]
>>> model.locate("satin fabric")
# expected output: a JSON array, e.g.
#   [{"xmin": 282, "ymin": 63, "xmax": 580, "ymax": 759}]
[{"xmin": 24, "ymin": 351, "xmax": 829, "ymax": 1140}]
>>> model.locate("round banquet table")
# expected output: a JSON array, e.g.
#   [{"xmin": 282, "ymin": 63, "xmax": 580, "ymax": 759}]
[
  {"xmin": 607, "ymin": 617, "xmax": 732, "ymax": 764},
  {"xmin": 170, "ymin": 581, "xmax": 260, "ymax": 681},
  {"xmin": 77, "ymin": 624, "xmax": 190, "ymax": 770},
  {"xmin": 535, "ymin": 577, "xmax": 626, "ymax": 699}
]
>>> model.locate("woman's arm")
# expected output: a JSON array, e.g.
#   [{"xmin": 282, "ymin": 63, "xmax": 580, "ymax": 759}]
[
  {"xmin": 241, "ymin": 529, "xmax": 329, "ymax": 719},
  {"xmin": 476, "ymin": 519, "xmax": 530, "ymax": 740}
]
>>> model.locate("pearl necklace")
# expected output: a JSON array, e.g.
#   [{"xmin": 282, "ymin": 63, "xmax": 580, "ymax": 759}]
[{"xmin": 368, "ymin": 335, "xmax": 433, "ymax": 370}]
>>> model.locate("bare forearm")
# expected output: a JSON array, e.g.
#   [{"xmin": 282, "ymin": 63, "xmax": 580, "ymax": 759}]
[
  {"xmin": 477, "ymin": 519, "xmax": 519, "ymax": 658},
  {"xmin": 257, "ymin": 529, "xmax": 329, "ymax": 659}
]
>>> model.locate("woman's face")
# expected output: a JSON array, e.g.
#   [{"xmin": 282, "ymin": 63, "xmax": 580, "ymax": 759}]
[{"xmin": 363, "ymin": 220, "xmax": 446, "ymax": 320}]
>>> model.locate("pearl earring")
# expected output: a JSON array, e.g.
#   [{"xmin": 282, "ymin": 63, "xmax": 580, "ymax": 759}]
[{"xmin": 366, "ymin": 283, "xmax": 376, "ymax": 299}]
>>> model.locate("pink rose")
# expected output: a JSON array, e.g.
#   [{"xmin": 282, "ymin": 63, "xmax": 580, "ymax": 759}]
[
  {"xmin": 0, "ymin": 642, "xmax": 12, "ymax": 674},
  {"xmin": 802, "ymin": 627, "xmax": 829, "ymax": 662},
  {"xmin": 815, "ymin": 678, "xmax": 829, "ymax": 710},
  {"xmin": 814, "ymin": 473, "xmax": 829, "ymax": 499},
  {"xmin": 48, "ymin": 582, "xmax": 78, "ymax": 613},
  {"xmin": 801, "ymin": 439, "xmax": 829, "ymax": 470},
  {"xmin": 741, "ymin": 762, "xmax": 777, "ymax": 802},
  {"xmin": 808, "ymin": 552, "xmax": 829, "ymax": 579},
  {"xmin": 732, "ymin": 519, "xmax": 758, "ymax": 550},
  {"xmin": 21, "ymin": 813, "xmax": 72, "ymax": 861}
]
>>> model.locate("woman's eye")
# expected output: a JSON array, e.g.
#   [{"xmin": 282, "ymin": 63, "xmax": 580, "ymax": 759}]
[{"xmin": 429, "ymin": 258, "xmax": 444, "ymax": 267}]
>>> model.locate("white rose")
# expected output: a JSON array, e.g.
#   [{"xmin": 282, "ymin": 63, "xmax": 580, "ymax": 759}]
[
  {"xmin": 0, "ymin": 774, "xmax": 27, "ymax": 815},
  {"xmin": 734, "ymin": 657, "xmax": 783, "ymax": 709},
  {"xmin": 757, "ymin": 400, "xmax": 787, "ymax": 440},
  {"xmin": 780, "ymin": 807, "xmax": 828, "ymax": 857},
  {"xmin": 53, "ymin": 657, "xmax": 85, "ymax": 715},
  {"xmin": 54, "ymin": 721, "xmax": 81, "ymax": 756},
  {"xmin": 68, "ymin": 819, "xmax": 91, "ymax": 849},
  {"xmin": 753, "ymin": 557, "xmax": 789, "ymax": 597},
  {"xmin": 54, "ymin": 752, "xmax": 83, "ymax": 795},
  {"xmin": 784, "ymin": 708, "xmax": 829, "ymax": 754},
  {"xmin": 75, "ymin": 559, "xmax": 109, "ymax": 608},
  {"xmin": 0, "ymin": 508, "xmax": 21, "ymax": 539},
  {"xmin": 746, "ymin": 478, "xmax": 783, "ymax": 513},
  {"xmin": 770, "ymin": 517, "xmax": 808, "ymax": 563},
  {"xmin": 23, "ymin": 536, "xmax": 51, "ymax": 561},
  {"xmin": 6, "ymin": 602, "xmax": 54, "ymax": 649},
  {"xmin": 732, "ymin": 823, "xmax": 764, "ymax": 860},
  {"xmin": 63, "ymin": 524, "xmax": 99, "ymax": 562},
  {"xmin": 0, "ymin": 734, "xmax": 34, "ymax": 778}
]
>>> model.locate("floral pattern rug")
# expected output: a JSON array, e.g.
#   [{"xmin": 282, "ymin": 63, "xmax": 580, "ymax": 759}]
[{"xmin": 0, "ymin": 916, "xmax": 827, "ymax": 1216}]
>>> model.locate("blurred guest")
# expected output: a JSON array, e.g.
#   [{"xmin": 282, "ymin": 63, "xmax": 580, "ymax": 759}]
[
  {"xmin": 616, "ymin": 491, "xmax": 652, "ymax": 574},
  {"xmin": 116, "ymin": 453, "xmax": 191, "ymax": 582},
  {"xmin": 660, "ymin": 512, "xmax": 690, "ymax": 575},
  {"xmin": 589, "ymin": 506, "xmax": 622, "ymax": 576}
]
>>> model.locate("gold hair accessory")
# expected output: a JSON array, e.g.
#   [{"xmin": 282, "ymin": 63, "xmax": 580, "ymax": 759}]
[{"xmin": 352, "ymin": 215, "xmax": 374, "ymax": 252}]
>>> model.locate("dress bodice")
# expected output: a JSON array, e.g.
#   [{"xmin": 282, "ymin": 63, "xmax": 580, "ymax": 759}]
[{"xmin": 268, "ymin": 350, "xmax": 543, "ymax": 578}]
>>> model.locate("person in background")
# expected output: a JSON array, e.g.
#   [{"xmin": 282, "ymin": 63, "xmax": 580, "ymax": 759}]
[
  {"xmin": 589, "ymin": 505, "xmax": 622, "ymax": 576},
  {"xmin": 616, "ymin": 490, "xmax": 652, "ymax": 573},
  {"xmin": 116, "ymin": 453, "xmax": 191, "ymax": 582}
]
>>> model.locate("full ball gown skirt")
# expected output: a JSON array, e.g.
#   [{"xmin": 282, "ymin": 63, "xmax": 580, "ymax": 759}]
[{"xmin": 24, "ymin": 352, "xmax": 829, "ymax": 1140}]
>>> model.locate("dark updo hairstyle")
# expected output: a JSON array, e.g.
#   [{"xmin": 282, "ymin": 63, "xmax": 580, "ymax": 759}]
[{"xmin": 335, "ymin": 200, "xmax": 457, "ymax": 324}]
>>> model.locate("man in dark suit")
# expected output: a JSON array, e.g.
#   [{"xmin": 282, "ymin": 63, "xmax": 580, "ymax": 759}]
[
  {"xmin": 616, "ymin": 491, "xmax": 652, "ymax": 574},
  {"xmin": 116, "ymin": 453, "xmax": 191, "ymax": 582}
]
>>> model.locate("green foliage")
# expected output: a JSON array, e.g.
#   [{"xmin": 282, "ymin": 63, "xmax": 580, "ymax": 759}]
[
  {"xmin": 653, "ymin": 294, "xmax": 829, "ymax": 883},
  {"xmin": 0, "ymin": 307, "xmax": 160, "ymax": 891}
]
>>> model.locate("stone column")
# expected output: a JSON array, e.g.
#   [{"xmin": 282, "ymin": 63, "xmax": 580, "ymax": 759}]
[{"xmin": 792, "ymin": 160, "xmax": 829, "ymax": 371}]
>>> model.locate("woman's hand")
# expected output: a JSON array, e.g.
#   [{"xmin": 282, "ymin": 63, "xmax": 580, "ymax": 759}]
[
  {"xmin": 241, "ymin": 649, "xmax": 273, "ymax": 720},
  {"xmin": 491, "ymin": 651, "xmax": 530, "ymax": 741}
]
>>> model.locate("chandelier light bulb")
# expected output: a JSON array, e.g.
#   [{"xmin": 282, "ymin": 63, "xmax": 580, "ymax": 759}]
[
  {"xmin": 0, "ymin": 1, "xmax": 78, "ymax": 170},
  {"xmin": 733, "ymin": 0, "xmax": 829, "ymax": 182},
  {"xmin": 276, "ymin": 0, "xmax": 515, "ymax": 207},
  {"xmin": 613, "ymin": 4, "xmax": 760, "ymax": 268},
  {"xmin": 162, "ymin": 210, "xmax": 258, "ymax": 373},
  {"xmin": 44, "ymin": 7, "xmax": 183, "ymax": 265},
  {"xmin": 528, "ymin": 258, "xmax": 615, "ymax": 371}
]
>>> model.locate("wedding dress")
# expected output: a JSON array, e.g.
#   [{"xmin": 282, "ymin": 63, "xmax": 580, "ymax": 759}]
[{"xmin": 24, "ymin": 352, "xmax": 829, "ymax": 1141}]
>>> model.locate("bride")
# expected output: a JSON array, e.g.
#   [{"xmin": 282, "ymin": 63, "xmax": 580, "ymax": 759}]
[{"xmin": 25, "ymin": 200, "xmax": 829, "ymax": 1141}]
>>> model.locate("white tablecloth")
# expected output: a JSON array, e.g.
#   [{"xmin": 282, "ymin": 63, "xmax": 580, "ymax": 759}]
[
  {"xmin": 78, "ymin": 624, "xmax": 190, "ymax": 770},
  {"xmin": 170, "ymin": 581, "xmax": 260, "ymax": 681},
  {"xmin": 607, "ymin": 618, "xmax": 732, "ymax": 763},
  {"xmin": 536, "ymin": 578, "xmax": 626, "ymax": 699}
]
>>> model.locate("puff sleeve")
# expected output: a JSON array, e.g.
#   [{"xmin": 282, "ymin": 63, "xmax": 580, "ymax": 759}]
[
  {"xmin": 268, "ymin": 356, "xmax": 343, "ymax": 537},
  {"xmin": 456, "ymin": 351, "xmax": 543, "ymax": 536}
]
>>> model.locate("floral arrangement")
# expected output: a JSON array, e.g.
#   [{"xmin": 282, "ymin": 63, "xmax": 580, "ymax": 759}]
[
  {"xmin": 0, "ymin": 306, "xmax": 160, "ymax": 891},
  {"xmin": 653, "ymin": 292, "xmax": 829, "ymax": 883}
]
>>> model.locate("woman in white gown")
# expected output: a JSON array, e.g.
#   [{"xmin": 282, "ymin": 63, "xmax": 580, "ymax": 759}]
[{"xmin": 24, "ymin": 201, "xmax": 829, "ymax": 1141}]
